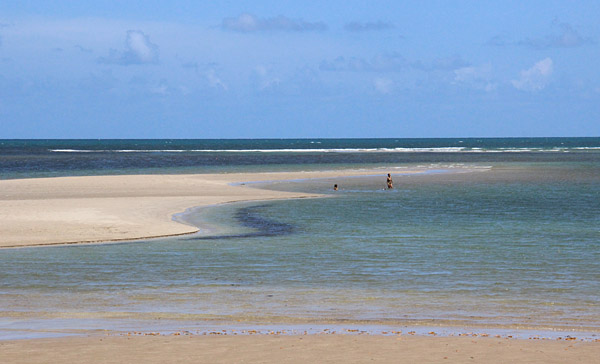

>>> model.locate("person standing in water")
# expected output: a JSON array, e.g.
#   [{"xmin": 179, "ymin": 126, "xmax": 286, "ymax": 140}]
[{"xmin": 386, "ymin": 173, "xmax": 393, "ymax": 189}]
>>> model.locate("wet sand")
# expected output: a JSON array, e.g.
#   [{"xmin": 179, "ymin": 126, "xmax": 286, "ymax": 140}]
[{"xmin": 1, "ymin": 334, "xmax": 598, "ymax": 364}]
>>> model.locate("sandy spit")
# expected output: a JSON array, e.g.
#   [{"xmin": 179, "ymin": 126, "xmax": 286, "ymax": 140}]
[{"xmin": 0, "ymin": 170, "xmax": 399, "ymax": 248}]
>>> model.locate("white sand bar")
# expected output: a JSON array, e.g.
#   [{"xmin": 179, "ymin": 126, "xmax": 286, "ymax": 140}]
[{"xmin": 0, "ymin": 170, "xmax": 409, "ymax": 248}]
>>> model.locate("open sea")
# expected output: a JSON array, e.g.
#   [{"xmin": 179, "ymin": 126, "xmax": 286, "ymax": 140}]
[{"xmin": 1, "ymin": 138, "xmax": 599, "ymax": 339}]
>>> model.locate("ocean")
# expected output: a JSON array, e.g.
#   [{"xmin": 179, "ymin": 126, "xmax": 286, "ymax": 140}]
[
  {"xmin": 1, "ymin": 138, "xmax": 599, "ymax": 339},
  {"xmin": 2, "ymin": 137, "xmax": 600, "ymax": 179}
]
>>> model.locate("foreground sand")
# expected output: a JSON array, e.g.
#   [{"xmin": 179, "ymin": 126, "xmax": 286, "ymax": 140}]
[
  {"xmin": 2, "ymin": 334, "xmax": 598, "ymax": 364},
  {"xmin": 0, "ymin": 170, "xmax": 399, "ymax": 248}
]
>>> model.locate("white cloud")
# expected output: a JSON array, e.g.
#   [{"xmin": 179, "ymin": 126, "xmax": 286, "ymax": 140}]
[
  {"xmin": 206, "ymin": 70, "xmax": 227, "ymax": 90},
  {"xmin": 223, "ymin": 14, "xmax": 258, "ymax": 32},
  {"xmin": 99, "ymin": 30, "xmax": 159, "ymax": 65},
  {"xmin": 519, "ymin": 22, "xmax": 595, "ymax": 49},
  {"xmin": 221, "ymin": 13, "xmax": 327, "ymax": 33},
  {"xmin": 149, "ymin": 80, "xmax": 169, "ymax": 95},
  {"xmin": 321, "ymin": 54, "xmax": 471, "ymax": 75},
  {"xmin": 489, "ymin": 21, "xmax": 595, "ymax": 49},
  {"xmin": 411, "ymin": 56, "xmax": 470, "ymax": 72},
  {"xmin": 344, "ymin": 21, "xmax": 394, "ymax": 32},
  {"xmin": 511, "ymin": 58, "xmax": 553, "ymax": 91},
  {"xmin": 254, "ymin": 66, "xmax": 281, "ymax": 91},
  {"xmin": 374, "ymin": 78, "xmax": 394, "ymax": 94},
  {"xmin": 126, "ymin": 31, "xmax": 156, "ymax": 62},
  {"xmin": 454, "ymin": 63, "xmax": 497, "ymax": 91},
  {"xmin": 320, "ymin": 53, "xmax": 406, "ymax": 72}
]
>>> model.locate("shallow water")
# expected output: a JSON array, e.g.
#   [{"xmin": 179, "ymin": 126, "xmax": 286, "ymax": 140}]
[
  {"xmin": 1, "ymin": 138, "xmax": 600, "ymax": 338},
  {"xmin": 1, "ymin": 163, "xmax": 599, "ymax": 338}
]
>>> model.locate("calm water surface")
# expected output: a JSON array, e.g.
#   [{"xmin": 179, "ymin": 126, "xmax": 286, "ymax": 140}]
[{"xmin": 1, "ymin": 139, "xmax": 599, "ymax": 337}]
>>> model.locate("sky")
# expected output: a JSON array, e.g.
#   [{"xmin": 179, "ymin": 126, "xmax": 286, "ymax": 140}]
[{"xmin": 0, "ymin": 1, "xmax": 599, "ymax": 138}]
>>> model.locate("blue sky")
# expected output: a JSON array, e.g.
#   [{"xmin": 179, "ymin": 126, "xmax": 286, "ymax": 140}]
[{"xmin": 1, "ymin": 1, "xmax": 599, "ymax": 138}]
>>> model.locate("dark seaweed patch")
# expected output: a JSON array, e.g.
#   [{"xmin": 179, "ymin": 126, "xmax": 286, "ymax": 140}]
[{"xmin": 189, "ymin": 204, "xmax": 295, "ymax": 240}]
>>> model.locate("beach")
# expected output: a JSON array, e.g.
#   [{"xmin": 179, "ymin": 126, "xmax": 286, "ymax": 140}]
[
  {"xmin": 1, "ymin": 138, "xmax": 600, "ymax": 362},
  {"xmin": 2, "ymin": 333, "xmax": 599, "ymax": 364},
  {"xmin": 3, "ymin": 0, "xmax": 599, "ymax": 357},
  {"xmin": 0, "ymin": 170, "xmax": 389, "ymax": 248},
  {"xmin": 2, "ymin": 169, "xmax": 599, "ymax": 362}
]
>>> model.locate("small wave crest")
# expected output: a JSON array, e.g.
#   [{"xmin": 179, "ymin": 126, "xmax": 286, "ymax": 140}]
[{"xmin": 48, "ymin": 146, "xmax": 598, "ymax": 153}]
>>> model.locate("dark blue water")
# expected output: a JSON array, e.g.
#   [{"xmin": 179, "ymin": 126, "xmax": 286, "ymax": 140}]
[{"xmin": 2, "ymin": 138, "xmax": 600, "ymax": 179}]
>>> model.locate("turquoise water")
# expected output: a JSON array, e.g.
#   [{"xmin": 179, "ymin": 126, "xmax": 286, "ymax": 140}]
[{"xmin": 1, "ymin": 139, "xmax": 600, "ymax": 337}]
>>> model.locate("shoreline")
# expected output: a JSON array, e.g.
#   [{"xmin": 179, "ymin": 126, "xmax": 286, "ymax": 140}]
[
  {"xmin": 2, "ymin": 332, "xmax": 598, "ymax": 364},
  {"xmin": 0, "ymin": 168, "xmax": 433, "ymax": 249},
  {"xmin": 3, "ymin": 166, "xmax": 599, "ymax": 362},
  {"xmin": 0, "ymin": 195, "xmax": 322, "ymax": 250},
  {"xmin": 2, "ymin": 315, "xmax": 599, "ymax": 342}
]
